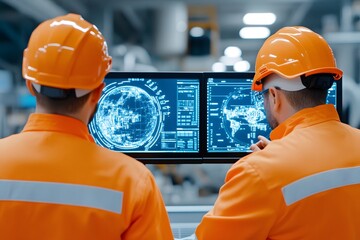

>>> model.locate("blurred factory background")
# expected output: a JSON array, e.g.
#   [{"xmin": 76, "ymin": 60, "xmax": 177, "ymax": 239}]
[{"xmin": 0, "ymin": 0, "xmax": 360, "ymax": 207}]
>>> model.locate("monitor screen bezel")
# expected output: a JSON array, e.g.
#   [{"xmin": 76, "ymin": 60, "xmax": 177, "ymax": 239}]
[{"xmin": 91, "ymin": 71, "xmax": 205, "ymax": 164}]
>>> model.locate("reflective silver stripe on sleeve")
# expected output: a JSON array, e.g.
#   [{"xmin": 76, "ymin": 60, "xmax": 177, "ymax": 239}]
[
  {"xmin": 282, "ymin": 166, "xmax": 360, "ymax": 206},
  {"xmin": 0, "ymin": 180, "xmax": 123, "ymax": 214},
  {"xmin": 174, "ymin": 234, "xmax": 198, "ymax": 240}
]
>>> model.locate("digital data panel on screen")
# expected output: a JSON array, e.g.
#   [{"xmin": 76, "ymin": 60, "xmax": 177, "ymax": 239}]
[
  {"xmin": 206, "ymin": 78, "xmax": 338, "ymax": 153},
  {"xmin": 326, "ymin": 83, "xmax": 337, "ymax": 107},
  {"xmin": 207, "ymin": 77, "xmax": 270, "ymax": 153},
  {"xmin": 89, "ymin": 77, "xmax": 200, "ymax": 153}
]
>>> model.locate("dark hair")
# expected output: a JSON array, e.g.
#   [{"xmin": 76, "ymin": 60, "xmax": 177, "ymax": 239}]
[
  {"xmin": 281, "ymin": 88, "xmax": 328, "ymax": 111},
  {"xmin": 33, "ymin": 85, "xmax": 91, "ymax": 115},
  {"xmin": 262, "ymin": 74, "xmax": 330, "ymax": 111}
]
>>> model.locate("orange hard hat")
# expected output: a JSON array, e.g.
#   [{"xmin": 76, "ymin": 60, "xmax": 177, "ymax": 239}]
[
  {"xmin": 22, "ymin": 13, "xmax": 112, "ymax": 91},
  {"xmin": 252, "ymin": 26, "xmax": 343, "ymax": 91}
]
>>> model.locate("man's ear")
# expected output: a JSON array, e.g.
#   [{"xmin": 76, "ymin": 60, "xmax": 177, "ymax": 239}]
[
  {"xmin": 90, "ymin": 83, "xmax": 105, "ymax": 103},
  {"xmin": 25, "ymin": 80, "xmax": 36, "ymax": 96},
  {"xmin": 268, "ymin": 87, "xmax": 282, "ymax": 112}
]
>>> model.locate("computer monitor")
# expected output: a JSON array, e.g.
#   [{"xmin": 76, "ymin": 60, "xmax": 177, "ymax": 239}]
[
  {"xmin": 89, "ymin": 71, "xmax": 342, "ymax": 164},
  {"xmin": 88, "ymin": 72, "xmax": 203, "ymax": 163},
  {"xmin": 203, "ymin": 72, "xmax": 342, "ymax": 163}
]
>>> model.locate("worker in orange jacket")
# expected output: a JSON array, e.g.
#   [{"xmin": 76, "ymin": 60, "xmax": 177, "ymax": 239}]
[
  {"xmin": 0, "ymin": 14, "xmax": 173, "ymax": 239},
  {"xmin": 193, "ymin": 26, "xmax": 360, "ymax": 239}
]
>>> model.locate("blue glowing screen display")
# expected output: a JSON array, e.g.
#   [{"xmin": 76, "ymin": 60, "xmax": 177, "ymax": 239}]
[
  {"xmin": 206, "ymin": 77, "xmax": 338, "ymax": 153},
  {"xmin": 89, "ymin": 78, "xmax": 200, "ymax": 153}
]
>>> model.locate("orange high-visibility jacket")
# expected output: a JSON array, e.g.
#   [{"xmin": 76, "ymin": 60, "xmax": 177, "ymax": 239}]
[
  {"xmin": 0, "ymin": 113, "xmax": 173, "ymax": 240},
  {"xmin": 196, "ymin": 104, "xmax": 360, "ymax": 240}
]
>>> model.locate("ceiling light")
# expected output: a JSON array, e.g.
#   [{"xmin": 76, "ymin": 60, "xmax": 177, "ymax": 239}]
[
  {"xmin": 239, "ymin": 27, "xmax": 270, "ymax": 39},
  {"xmin": 234, "ymin": 60, "xmax": 250, "ymax": 72},
  {"xmin": 212, "ymin": 62, "xmax": 226, "ymax": 72},
  {"xmin": 224, "ymin": 46, "xmax": 242, "ymax": 58},
  {"xmin": 190, "ymin": 27, "xmax": 205, "ymax": 37},
  {"xmin": 219, "ymin": 56, "xmax": 240, "ymax": 66},
  {"xmin": 243, "ymin": 13, "xmax": 276, "ymax": 25}
]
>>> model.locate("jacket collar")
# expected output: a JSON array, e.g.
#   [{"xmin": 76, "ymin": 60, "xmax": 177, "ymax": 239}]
[
  {"xmin": 22, "ymin": 113, "xmax": 95, "ymax": 142},
  {"xmin": 270, "ymin": 104, "xmax": 340, "ymax": 140}
]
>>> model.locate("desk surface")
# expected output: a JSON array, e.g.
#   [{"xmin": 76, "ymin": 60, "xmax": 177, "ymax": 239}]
[{"xmin": 167, "ymin": 205, "xmax": 211, "ymax": 238}]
